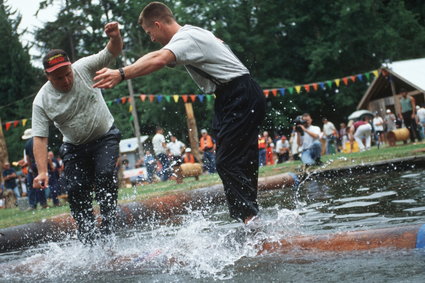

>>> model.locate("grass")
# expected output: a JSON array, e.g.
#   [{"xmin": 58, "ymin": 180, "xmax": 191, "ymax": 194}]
[{"xmin": 1, "ymin": 141, "xmax": 424, "ymax": 229}]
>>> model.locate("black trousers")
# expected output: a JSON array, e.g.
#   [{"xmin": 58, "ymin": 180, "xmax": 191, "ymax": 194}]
[
  {"xmin": 60, "ymin": 126, "xmax": 121, "ymax": 243},
  {"xmin": 402, "ymin": 111, "xmax": 422, "ymax": 142},
  {"xmin": 213, "ymin": 75, "xmax": 266, "ymax": 222}
]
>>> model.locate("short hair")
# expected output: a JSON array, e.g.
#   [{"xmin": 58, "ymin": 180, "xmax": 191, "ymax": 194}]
[
  {"xmin": 139, "ymin": 2, "xmax": 175, "ymax": 27},
  {"xmin": 155, "ymin": 126, "xmax": 163, "ymax": 132},
  {"xmin": 302, "ymin": 113, "xmax": 311, "ymax": 118}
]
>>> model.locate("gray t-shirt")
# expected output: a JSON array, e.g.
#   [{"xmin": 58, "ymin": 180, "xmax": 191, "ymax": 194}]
[
  {"xmin": 163, "ymin": 25, "xmax": 249, "ymax": 93},
  {"xmin": 32, "ymin": 48, "xmax": 115, "ymax": 145}
]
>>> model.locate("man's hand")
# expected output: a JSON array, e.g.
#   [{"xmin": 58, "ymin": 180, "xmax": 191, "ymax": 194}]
[
  {"xmin": 93, "ymin": 68, "xmax": 121, "ymax": 89},
  {"xmin": 104, "ymin": 22, "xmax": 120, "ymax": 39},
  {"xmin": 33, "ymin": 172, "xmax": 49, "ymax": 189}
]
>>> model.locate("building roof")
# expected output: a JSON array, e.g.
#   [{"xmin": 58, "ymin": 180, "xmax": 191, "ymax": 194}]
[
  {"xmin": 119, "ymin": 136, "xmax": 149, "ymax": 153},
  {"xmin": 357, "ymin": 58, "xmax": 425, "ymax": 109}
]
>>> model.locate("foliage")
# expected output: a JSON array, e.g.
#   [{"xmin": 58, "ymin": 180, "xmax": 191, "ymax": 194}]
[{"xmin": 2, "ymin": 0, "xmax": 425, "ymax": 160}]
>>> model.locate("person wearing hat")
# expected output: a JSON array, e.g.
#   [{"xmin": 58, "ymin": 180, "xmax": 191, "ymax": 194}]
[
  {"xmin": 199, "ymin": 129, "xmax": 216, "ymax": 173},
  {"xmin": 92, "ymin": 2, "xmax": 266, "ymax": 224},
  {"xmin": 183, "ymin": 147, "xmax": 196, "ymax": 164},
  {"xmin": 275, "ymin": 135, "xmax": 290, "ymax": 163},
  {"xmin": 21, "ymin": 128, "xmax": 48, "ymax": 210},
  {"xmin": 31, "ymin": 22, "xmax": 123, "ymax": 244}
]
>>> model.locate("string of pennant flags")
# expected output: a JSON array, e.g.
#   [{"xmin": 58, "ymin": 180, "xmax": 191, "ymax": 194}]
[{"xmin": 1, "ymin": 69, "xmax": 379, "ymax": 132}]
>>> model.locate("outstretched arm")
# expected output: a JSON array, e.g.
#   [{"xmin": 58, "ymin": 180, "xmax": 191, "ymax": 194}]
[
  {"xmin": 92, "ymin": 49, "xmax": 176, "ymax": 89},
  {"xmin": 33, "ymin": 137, "xmax": 49, "ymax": 189},
  {"xmin": 105, "ymin": 22, "xmax": 123, "ymax": 57}
]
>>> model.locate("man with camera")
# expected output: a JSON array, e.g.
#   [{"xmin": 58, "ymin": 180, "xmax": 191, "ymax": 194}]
[{"xmin": 296, "ymin": 113, "xmax": 323, "ymax": 167}]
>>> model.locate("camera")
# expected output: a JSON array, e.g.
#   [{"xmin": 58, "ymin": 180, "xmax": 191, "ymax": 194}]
[{"xmin": 293, "ymin": 115, "xmax": 307, "ymax": 133}]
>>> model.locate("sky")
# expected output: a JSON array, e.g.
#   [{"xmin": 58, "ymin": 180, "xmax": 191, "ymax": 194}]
[{"xmin": 7, "ymin": 0, "xmax": 61, "ymax": 66}]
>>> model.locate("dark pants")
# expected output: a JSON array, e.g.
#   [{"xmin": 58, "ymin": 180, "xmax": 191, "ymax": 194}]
[
  {"xmin": 156, "ymin": 153, "xmax": 171, "ymax": 181},
  {"xmin": 213, "ymin": 75, "xmax": 266, "ymax": 222},
  {"xmin": 402, "ymin": 111, "xmax": 422, "ymax": 142},
  {"xmin": 60, "ymin": 126, "xmax": 121, "ymax": 244},
  {"xmin": 202, "ymin": 150, "xmax": 216, "ymax": 173}
]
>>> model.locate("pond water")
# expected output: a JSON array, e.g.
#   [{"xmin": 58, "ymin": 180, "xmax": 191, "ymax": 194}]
[{"xmin": 1, "ymin": 167, "xmax": 425, "ymax": 282}]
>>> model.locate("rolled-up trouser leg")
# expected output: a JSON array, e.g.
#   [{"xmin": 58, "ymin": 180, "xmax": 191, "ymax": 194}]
[{"xmin": 213, "ymin": 75, "xmax": 266, "ymax": 222}]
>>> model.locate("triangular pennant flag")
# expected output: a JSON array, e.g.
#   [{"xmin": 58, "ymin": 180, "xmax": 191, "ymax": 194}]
[
  {"xmin": 288, "ymin": 87, "xmax": 294, "ymax": 94},
  {"xmin": 312, "ymin": 83, "xmax": 318, "ymax": 91},
  {"xmin": 129, "ymin": 105, "xmax": 133, "ymax": 112},
  {"xmin": 365, "ymin": 73, "xmax": 371, "ymax": 80},
  {"xmin": 173, "ymin": 95, "xmax": 179, "ymax": 103},
  {"xmin": 22, "ymin": 119, "xmax": 28, "ymax": 126},
  {"xmin": 263, "ymin": 89, "xmax": 270, "ymax": 97},
  {"xmin": 198, "ymin": 94, "xmax": 205, "ymax": 102},
  {"xmin": 350, "ymin": 75, "xmax": 356, "ymax": 82},
  {"xmin": 107, "ymin": 100, "xmax": 113, "ymax": 106},
  {"xmin": 334, "ymin": 79, "xmax": 340, "ymax": 87},
  {"xmin": 13, "ymin": 120, "xmax": 19, "ymax": 128},
  {"xmin": 271, "ymin": 89, "xmax": 278, "ymax": 97},
  {"xmin": 295, "ymin": 86, "xmax": 302, "ymax": 94},
  {"xmin": 279, "ymin": 88, "xmax": 285, "ymax": 96},
  {"xmin": 149, "ymin": 95, "xmax": 155, "ymax": 102},
  {"xmin": 121, "ymin": 97, "xmax": 128, "ymax": 104},
  {"xmin": 140, "ymin": 94, "xmax": 147, "ymax": 102},
  {"xmin": 164, "ymin": 95, "xmax": 171, "ymax": 102},
  {"xmin": 373, "ymin": 70, "xmax": 379, "ymax": 78},
  {"xmin": 182, "ymin": 95, "xmax": 188, "ymax": 103},
  {"xmin": 114, "ymin": 98, "xmax": 121, "ymax": 104},
  {"xmin": 5, "ymin": 122, "xmax": 12, "ymax": 131},
  {"xmin": 357, "ymin": 74, "xmax": 363, "ymax": 81},
  {"xmin": 190, "ymin": 95, "xmax": 197, "ymax": 102},
  {"xmin": 342, "ymin": 77, "xmax": 349, "ymax": 85},
  {"xmin": 129, "ymin": 115, "xmax": 134, "ymax": 122},
  {"xmin": 304, "ymin": 84, "xmax": 310, "ymax": 92},
  {"xmin": 319, "ymin": 82, "xmax": 326, "ymax": 90},
  {"xmin": 157, "ymin": 95, "xmax": 163, "ymax": 103},
  {"xmin": 206, "ymin": 95, "xmax": 213, "ymax": 102},
  {"xmin": 326, "ymin": 80, "xmax": 333, "ymax": 88}
]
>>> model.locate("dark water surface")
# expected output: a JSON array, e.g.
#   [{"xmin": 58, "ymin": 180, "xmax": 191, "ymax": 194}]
[{"xmin": 1, "ymin": 167, "xmax": 424, "ymax": 282}]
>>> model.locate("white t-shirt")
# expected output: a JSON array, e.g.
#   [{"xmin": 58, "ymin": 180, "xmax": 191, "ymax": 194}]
[
  {"xmin": 275, "ymin": 139, "xmax": 289, "ymax": 153},
  {"xmin": 163, "ymin": 25, "xmax": 249, "ymax": 93},
  {"xmin": 301, "ymin": 125, "xmax": 321, "ymax": 150},
  {"xmin": 417, "ymin": 108, "xmax": 425, "ymax": 122},
  {"xmin": 152, "ymin": 133, "xmax": 166, "ymax": 155},
  {"xmin": 323, "ymin": 122, "xmax": 336, "ymax": 136},
  {"xmin": 32, "ymin": 48, "xmax": 115, "ymax": 145},
  {"xmin": 167, "ymin": 140, "xmax": 185, "ymax": 156},
  {"xmin": 373, "ymin": 117, "xmax": 384, "ymax": 131}
]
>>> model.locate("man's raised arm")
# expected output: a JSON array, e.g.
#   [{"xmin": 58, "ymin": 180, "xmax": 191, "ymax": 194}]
[{"xmin": 105, "ymin": 22, "xmax": 123, "ymax": 57}]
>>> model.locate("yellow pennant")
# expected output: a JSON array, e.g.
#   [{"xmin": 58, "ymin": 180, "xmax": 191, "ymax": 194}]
[
  {"xmin": 295, "ymin": 85, "xmax": 302, "ymax": 94},
  {"xmin": 173, "ymin": 95, "xmax": 179, "ymax": 103},
  {"xmin": 22, "ymin": 119, "xmax": 28, "ymax": 126},
  {"xmin": 334, "ymin": 78, "xmax": 341, "ymax": 87}
]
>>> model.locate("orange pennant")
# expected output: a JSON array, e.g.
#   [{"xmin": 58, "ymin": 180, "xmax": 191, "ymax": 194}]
[
  {"xmin": 350, "ymin": 75, "xmax": 356, "ymax": 82},
  {"xmin": 121, "ymin": 97, "xmax": 128, "ymax": 104},
  {"xmin": 190, "ymin": 95, "xmax": 197, "ymax": 102},
  {"xmin": 5, "ymin": 122, "xmax": 12, "ymax": 131},
  {"xmin": 13, "ymin": 120, "xmax": 19, "ymax": 128},
  {"xmin": 342, "ymin": 77, "xmax": 349, "ymax": 85},
  {"xmin": 182, "ymin": 95, "xmax": 188, "ymax": 103},
  {"xmin": 312, "ymin": 83, "xmax": 318, "ymax": 91},
  {"xmin": 304, "ymin": 84, "xmax": 310, "ymax": 92},
  {"xmin": 263, "ymin": 89, "xmax": 270, "ymax": 97},
  {"xmin": 140, "ymin": 94, "xmax": 147, "ymax": 101},
  {"xmin": 149, "ymin": 95, "xmax": 155, "ymax": 102},
  {"xmin": 271, "ymin": 89, "xmax": 278, "ymax": 97}
]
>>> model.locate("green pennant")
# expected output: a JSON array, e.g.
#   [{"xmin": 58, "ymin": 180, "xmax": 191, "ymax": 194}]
[
  {"xmin": 107, "ymin": 100, "xmax": 113, "ymax": 106},
  {"xmin": 326, "ymin": 80, "xmax": 333, "ymax": 88},
  {"xmin": 206, "ymin": 95, "xmax": 213, "ymax": 102},
  {"xmin": 129, "ymin": 115, "xmax": 134, "ymax": 122},
  {"xmin": 164, "ymin": 95, "xmax": 171, "ymax": 102},
  {"xmin": 365, "ymin": 72, "xmax": 371, "ymax": 80},
  {"xmin": 288, "ymin": 87, "xmax": 294, "ymax": 94}
]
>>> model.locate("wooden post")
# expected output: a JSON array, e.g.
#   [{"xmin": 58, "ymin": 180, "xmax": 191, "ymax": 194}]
[
  {"xmin": 0, "ymin": 119, "xmax": 9, "ymax": 183},
  {"xmin": 389, "ymin": 71, "xmax": 401, "ymax": 117},
  {"xmin": 184, "ymin": 103, "xmax": 202, "ymax": 162}
]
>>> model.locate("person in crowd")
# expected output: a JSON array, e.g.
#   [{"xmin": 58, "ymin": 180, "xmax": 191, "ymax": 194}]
[
  {"xmin": 258, "ymin": 132, "xmax": 267, "ymax": 166},
  {"xmin": 384, "ymin": 109, "xmax": 397, "ymax": 141},
  {"xmin": 167, "ymin": 134, "xmax": 185, "ymax": 162},
  {"xmin": 183, "ymin": 148, "xmax": 197, "ymax": 163},
  {"xmin": 47, "ymin": 151, "xmax": 61, "ymax": 207},
  {"xmin": 2, "ymin": 162, "xmax": 20, "ymax": 199},
  {"xmin": 322, "ymin": 117, "xmax": 338, "ymax": 154},
  {"xmin": 297, "ymin": 113, "xmax": 323, "ymax": 167},
  {"xmin": 275, "ymin": 135, "xmax": 289, "ymax": 163},
  {"xmin": 92, "ymin": 2, "xmax": 266, "ymax": 224},
  {"xmin": 21, "ymin": 128, "xmax": 48, "ymax": 210},
  {"xmin": 264, "ymin": 131, "xmax": 275, "ymax": 165},
  {"xmin": 416, "ymin": 104, "xmax": 425, "ymax": 140},
  {"xmin": 289, "ymin": 127, "xmax": 302, "ymax": 160},
  {"xmin": 338, "ymin": 122, "xmax": 349, "ymax": 152},
  {"xmin": 398, "ymin": 89, "xmax": 422, "ymax": 143},
  {"xmin": 199, "ymin": 129, "xmax": 216, "ymax": 173},
  {"xmin": 144, "ymin": 150, "xmax": 157, "ymax": 183},
  {"xmin": 350, "ymin": 116, "xmax": 373, "ymax": 151},
  {"xmin": 372, "ymin": 112, "xmax": 385, "ymax": 148},
  {"xmin": 152, "ymin": 126, "xmax": 170, "ymax": 181},
  {"xmin": 30, "ymin": 22, "xmax": 123, "ymax": 244}
]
